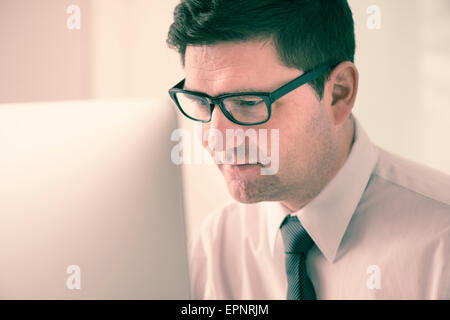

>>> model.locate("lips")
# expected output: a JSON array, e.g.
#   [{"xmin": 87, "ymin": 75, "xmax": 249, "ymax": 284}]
[
  {"xmin": 218, "ymin": 162, "xmax": 261, "ymax": 168},
  {"xmin": 221, "ymin": 161, "xmax": 261, "ymax": 166},
  {"xmin": 212, "ymin": 156, "xmax": 260, "ymax": 166},
  {"xmin": 214, "ymin": 156, "xmax": 271, "ymax": 167},
  {"xmin": 210, "ymin": 148, "xmax": 268, "ymax": 165},
  {"xmin": 228, "ymin": 163, "xmax": 262, "ymax": 174}
]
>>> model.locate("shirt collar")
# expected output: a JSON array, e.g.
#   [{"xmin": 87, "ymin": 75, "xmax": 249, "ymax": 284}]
[{"xmin": 266, "ymin": 115, "xmax": 379, "ymax": 263}]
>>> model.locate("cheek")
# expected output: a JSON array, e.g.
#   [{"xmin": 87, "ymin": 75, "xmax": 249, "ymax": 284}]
[{"xmin": 275, "ymin": 99, "xmax": 331, "ymax": 170}]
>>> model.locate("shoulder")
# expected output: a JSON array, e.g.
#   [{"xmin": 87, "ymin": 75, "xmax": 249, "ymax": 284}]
[
  {"xmin": 372, "ymin": 147, "xmax": 450, "ymax": 209},
  {"xmin": 361, "ymin": 146, "xmax": 450, "ymax": 238}
]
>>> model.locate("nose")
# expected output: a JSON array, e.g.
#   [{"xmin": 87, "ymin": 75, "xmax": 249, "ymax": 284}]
[{"xmin": 201, "ymin": 103, "xmax": 242, "ymax": 150}]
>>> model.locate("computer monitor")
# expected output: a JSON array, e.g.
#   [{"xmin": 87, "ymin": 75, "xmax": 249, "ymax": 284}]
[{"xmin": 0, "ymin": 98, "xmax": 190, "ymax": 299}]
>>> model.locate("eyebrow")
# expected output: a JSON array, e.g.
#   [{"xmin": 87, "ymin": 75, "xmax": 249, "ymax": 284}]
[{"xmin": 183, "ymin": 85, "xmax": 265, "ymax": 97}]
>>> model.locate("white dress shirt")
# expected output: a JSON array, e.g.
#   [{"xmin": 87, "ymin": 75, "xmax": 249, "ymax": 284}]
[{"xmin": 188, "ymin": 116, "xmax": 450, "ymax": 299}]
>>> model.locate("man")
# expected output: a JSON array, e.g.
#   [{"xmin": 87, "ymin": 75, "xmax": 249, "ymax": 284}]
[{"xmin": 167, "ymin": 0, "xmax": 450, "ymax": 299}]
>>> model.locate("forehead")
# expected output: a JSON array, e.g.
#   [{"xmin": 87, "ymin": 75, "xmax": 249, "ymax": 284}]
[
  {"xmin": 184, "ymin": 40, "xmax": 296, "ymax": 96},
  {"xmin": 185, "ymin": 40, "xmax": 275, "ymax": 72}
]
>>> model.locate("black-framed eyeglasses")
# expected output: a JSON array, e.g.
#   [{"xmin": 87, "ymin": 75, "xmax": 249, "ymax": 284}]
[{"xmin": 168, "ymin": 64, "xmax": 331, "ymax": 126}]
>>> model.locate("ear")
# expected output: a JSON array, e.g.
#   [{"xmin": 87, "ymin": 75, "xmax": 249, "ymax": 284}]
[{"xmin": 323, "ymin": 62, "xmax": 358, "ymax": 126}]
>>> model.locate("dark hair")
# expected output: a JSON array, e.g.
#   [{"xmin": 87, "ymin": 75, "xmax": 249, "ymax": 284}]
[{"xmin": 167, "ymin": 0, "xmax": 355, "ymax": 99}]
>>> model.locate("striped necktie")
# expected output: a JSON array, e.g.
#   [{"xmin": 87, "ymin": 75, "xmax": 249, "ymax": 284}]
[{"xmin": 280, "ymin": 215, "xmax": 316, "ymax": 300}]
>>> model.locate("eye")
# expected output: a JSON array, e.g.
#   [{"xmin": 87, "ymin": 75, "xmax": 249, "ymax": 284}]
[
  {"xmin": 185, "ymin": 94, "xmax": 209, "ymax": 106},
  {"xmin": 199, "ymin": 98, "xmax": 210, "ymax": 106},
  {"xmin": 238, "ymin": 100, "xmax": 262, "ymax": 107},
  {"xmin": 228, "ymin": 98, "xmax": 264, "ymax": 107}
]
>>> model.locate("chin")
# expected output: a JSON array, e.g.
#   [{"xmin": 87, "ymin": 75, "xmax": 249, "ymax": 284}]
[
  {"xmin": 220, "ymin": 164, "xmax": 284, "ymax": 203},
  {"xmin": 230, "ymin": 193, "xmax": 261, "ymax": 204},
  {"xmin": 226, "ymin": 179, "xmax": 266, "ymax": 204}
]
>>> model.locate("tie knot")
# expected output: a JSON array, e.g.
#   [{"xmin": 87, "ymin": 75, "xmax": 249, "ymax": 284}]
[{"xmin": 280, "ymin": 215, "xmax": 314, "ymax": 254}]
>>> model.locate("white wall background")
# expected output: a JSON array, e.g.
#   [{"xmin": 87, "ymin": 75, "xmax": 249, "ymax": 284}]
[
  {"xmin": 1, "ymin": 0, "xmax": 449, "ymax": 242},
  {"xmin": 0, "ymin": 0, "xmax": 91, "ymax": 102}
]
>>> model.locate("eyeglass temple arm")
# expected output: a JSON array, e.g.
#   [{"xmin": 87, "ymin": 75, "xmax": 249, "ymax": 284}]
[
  {"xmin": 175, "ymin": 78, "xmax": 186, "ymax": 89},
  {"xmin": 269, "ymin": 64, "xmax": 330, "ymax": 102}
]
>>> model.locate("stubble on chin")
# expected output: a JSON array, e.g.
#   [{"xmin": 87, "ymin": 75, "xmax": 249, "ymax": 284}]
[{"xmin": 219, "ymin": 164, "xmax": 284, "ymax": 204}]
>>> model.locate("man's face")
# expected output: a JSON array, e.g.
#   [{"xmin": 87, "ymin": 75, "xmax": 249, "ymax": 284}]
[{"xmin": 184, "ymin": 40, "xmax": 340, "ymax": 207}]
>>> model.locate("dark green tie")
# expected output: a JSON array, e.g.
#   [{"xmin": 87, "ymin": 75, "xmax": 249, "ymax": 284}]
[{"xmin": 280, "ymin": 215, "xmax": 316, "ymax": 300}]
